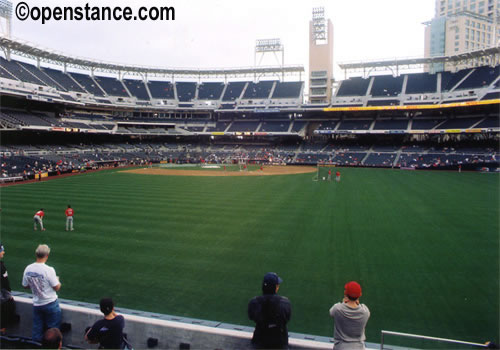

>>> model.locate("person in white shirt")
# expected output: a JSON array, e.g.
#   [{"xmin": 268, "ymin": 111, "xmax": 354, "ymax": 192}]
[
  {"xmin": 22, "ymin": 244, "xmax": 62, "ymax": 342},
  {"xmin": 329, "ymin": 281, "xmax": 370, "ymax": 350}
]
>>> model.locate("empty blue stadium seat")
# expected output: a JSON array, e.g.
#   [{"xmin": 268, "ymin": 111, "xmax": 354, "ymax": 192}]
[
  {"xmin": 124, "ymin": 79, "xmax": 150, "ymax": 100},
  {"xmin": 441, "ymin": 68, "xmax": 472, "ymax": 92},
  {"xmin": 337, "ymin": 119, "xmax": 372, "ymax": 130},
  {"xmin": 405, "ymin": 73, "xmax": 438, "ymax": 94},
  {"xmin": 222, "ymin": 82, "xmax": 247, "ymax": 101},
  {"xmin": 271, "ymin": 82, "xmax": 303, "ymax": 98},
  {"xmin": 198, "ymin": 82, "xmax": 224, "ymax": 100},
  {"xmin": 42, "ymin": 67, "xmax": 86, "ymax": 92},
  {"xmin": 456, "ymin": 66, "xmax": 500, "ymax": 90},
  {"xmin": 259, "ymin": 121, "xmax": 291, "ymax": 132},
  {"xmin": 93, "ymin": 76, "xmax": 129, "ymax": 97},
  {"xmin": 336, "ymin": 77, "xmax": 370, "ymax": 96},
  {"xmin": 227, "ymin": 121, "xmax": 259, "ymax": 132},
  {"xmin": 176, "ymin": 82, "xmax": 197, "ymax": 102},
  {"xmin": 70, "ymin": 72, "xmax": 105, "ymax": 96},
  {"xmin": 373, "ymin": 119, "xmax": 408, "ymax": 130},
  {"xmin": 243, "ymin": 81, "xmax": 275, "ymax": 99},
  {"xmin": 0, "ymin": 57, "xmax": 44, "ymax": 85},
  {"xmin": 148, "ymin": 81, "xmax": 175, "ymax": 99},
  {"xmin": 370, "ymin": 75, "xmax": 404, "ymax": 96},
  {"xmin": 16, "ymin": 60, "xmax": 59, "ymax": 88}
]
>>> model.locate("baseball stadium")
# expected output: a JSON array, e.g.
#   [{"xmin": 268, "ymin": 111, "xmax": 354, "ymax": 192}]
[{"xmin": 0, "ymin": 1, "xmax": 499, "ymax": 349}]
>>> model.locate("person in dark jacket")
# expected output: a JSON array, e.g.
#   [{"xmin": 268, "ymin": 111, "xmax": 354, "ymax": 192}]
[
  {"xmin": 1, "ymin": 243, "xmax": 18, "ymax": 332},
  {"xmin": 248, "ymin": 272, "xmax": 291, "ymax": 349},
  {"xmin": 85, "ymin": 298, "xmax": 126, "ymax": 349}
]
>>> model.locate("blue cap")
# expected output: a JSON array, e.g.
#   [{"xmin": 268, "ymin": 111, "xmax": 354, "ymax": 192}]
[{"xmin": 263, "ymin": 272, "xmax": 282, "ymax": 288}]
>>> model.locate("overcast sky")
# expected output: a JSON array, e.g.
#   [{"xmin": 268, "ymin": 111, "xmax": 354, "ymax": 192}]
[{"xmin": 8, "ymin": 0, "xmax": 435, "ymax": 79}]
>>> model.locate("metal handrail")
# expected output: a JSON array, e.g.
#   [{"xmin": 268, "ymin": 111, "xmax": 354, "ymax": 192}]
[{"xmin": 381, "ymin": 330, "xmax": 488, "ymax": 349}]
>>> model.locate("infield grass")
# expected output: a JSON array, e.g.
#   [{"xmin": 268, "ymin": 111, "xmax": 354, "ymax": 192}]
[{"xmin": 1, "ymin": 166, "xmax": 498, "ymax": 348}]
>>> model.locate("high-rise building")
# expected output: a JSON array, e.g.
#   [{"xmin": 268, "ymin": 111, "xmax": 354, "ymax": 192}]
[
  {"xmin": 424, "ymin": 0, "xmax": 500, "ymax": 72},
  {"xmin": 309, "ymin": 7, "xmax": 333, "ymax": 104}
]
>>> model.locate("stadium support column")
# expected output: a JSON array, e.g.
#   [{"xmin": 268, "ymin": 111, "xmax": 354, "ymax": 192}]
[{"xmin": 309, "ymin": 7, "xmax": 333, "ymax": 104}]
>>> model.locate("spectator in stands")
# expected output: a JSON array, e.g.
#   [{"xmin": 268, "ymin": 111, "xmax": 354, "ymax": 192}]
[
  {"xmin": 85, "ymin": 298, "xmax": 127, "ymax": 349},
  {"xmin": 329, "ymin": 281, "xmax": 370, "ymax": 350},
  {"xmin": 22, "ymin": 244, "xmax": 62, "ymax": 342},
  {"xmin": 33, "ymin": 208, "xmax": 46, "ymax": 231},
  {"xmin": 65, "ymin": 205, "xmax": 74, "ymax": 231},
  {"xmin": 248, "ymin": 272, "xmax": 291, "ymax": 349},
  {"xmin": 1, "ymin": 243, "xmax": 18, "ymax": 333},
  {"xmin": 41, "ymin": 328, "xmax": 63, "ymax": 349}
]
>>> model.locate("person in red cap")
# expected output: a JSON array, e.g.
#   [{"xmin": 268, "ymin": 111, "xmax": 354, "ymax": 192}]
[{"xmin": 329, "ymin": 281, "xmax": 370, "ymax": 350}]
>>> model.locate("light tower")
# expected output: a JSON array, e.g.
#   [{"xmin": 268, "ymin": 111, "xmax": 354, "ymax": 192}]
[
  {"xmin": 309, "ymin": 7, "xmax": 333, "ymax": 104},
  {"xmin": 255, "ymin": 38, "xmax": 284, "ymax": 80},
  {"xmin": 0, "ymin": 0, "xmax": 12, "ymax": 38}
]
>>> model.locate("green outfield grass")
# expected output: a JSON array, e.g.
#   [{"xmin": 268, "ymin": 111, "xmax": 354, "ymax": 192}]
[{"xmin": 0, "ymin": 167, "xmax": 498, "ymax": 347}]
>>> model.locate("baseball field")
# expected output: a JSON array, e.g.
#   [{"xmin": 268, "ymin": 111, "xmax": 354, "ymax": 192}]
[{"xmin": 0, "ymin": 165, "xmax": 498, "ymax": 348}]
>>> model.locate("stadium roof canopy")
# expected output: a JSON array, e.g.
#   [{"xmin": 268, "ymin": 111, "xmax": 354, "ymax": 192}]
[
  {"xmin": 0, "ymin": 36, "xmax": 304, "ymax": 79},
  {"xmin": 338, "ymin": 46, "xmax": 500, "ymax": 77}
]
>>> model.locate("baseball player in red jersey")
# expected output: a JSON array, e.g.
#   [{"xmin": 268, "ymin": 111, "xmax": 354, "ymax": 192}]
[
  {"xmin": 328, "ymin": 169, "xmax": 332, "ymax": 181},
  {"xmin": 65, "ymin": 205, "xmax": 74, "ymax": 231},
  {"xmin": 33, "ymin": 209, "xmax": 45, "ymax": 231},
  {"xmin": 336, "ymin": 171, "xmax": 341, "ymax": 182}
]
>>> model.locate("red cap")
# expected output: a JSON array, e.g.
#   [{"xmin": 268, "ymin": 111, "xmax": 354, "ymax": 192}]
[{"xmin": 344, "ymin": 281, "xmax": 362, "ymax": 299}]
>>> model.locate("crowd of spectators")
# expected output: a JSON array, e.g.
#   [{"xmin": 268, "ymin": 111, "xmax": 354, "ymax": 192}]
[{"xmin": 1, "ymin": 141, "xmax": 498, "ymax": 180}]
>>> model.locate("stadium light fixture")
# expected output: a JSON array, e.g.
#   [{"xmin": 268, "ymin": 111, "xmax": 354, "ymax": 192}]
[
  {"xmin": 254, "ymin": 38, "xmax": 285, "ymax": 80},
  {"xmin": 0, "ymin": 0, "xmax": 12, "ymax": 38}
]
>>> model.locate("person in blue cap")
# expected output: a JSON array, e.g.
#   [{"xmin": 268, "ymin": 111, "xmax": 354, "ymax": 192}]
[{"xmin": 248, "ymin": 272, "xmax": 291, "ymax": 349}]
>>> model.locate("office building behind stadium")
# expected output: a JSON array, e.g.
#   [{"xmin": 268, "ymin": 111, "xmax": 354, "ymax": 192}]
[{"xmin": 424, "ymin": 0, "xmax": 500, "ymax": 71}]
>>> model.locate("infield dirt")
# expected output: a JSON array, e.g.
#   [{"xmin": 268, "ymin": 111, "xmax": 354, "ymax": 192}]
[{"xmin": 122, "ymin": 165, "xmax": 316, "ymax": 176}]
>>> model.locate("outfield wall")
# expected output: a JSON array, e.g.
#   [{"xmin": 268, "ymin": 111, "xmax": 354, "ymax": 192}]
[{"xmin": 7, "ymin": 292, "xmax": 349, "ymax": 350}]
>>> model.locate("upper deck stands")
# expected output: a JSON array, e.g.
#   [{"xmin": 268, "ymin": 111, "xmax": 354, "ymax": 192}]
[
  {"xmin": 222, "ymin": 82, "xmax": 247, "ymax": 101},
  {"xmin": 198, "ymin": 82, "xmax": 225, "ymax": 100},
  {"xmin": 0, "ymin": 65, "xmax": 17, "ymax": 80},
  {"xmin": 405, "ymin": 73, "xmax": 437, "ymax": 94},
  {"xmin": 93, "ymin": 76, "xmax": 129, "ymax": 97},
  {"xmin": 14, "ymin": 61, "xmax": 58, "ymax": 87},
  {"xmin": 70, "ymin": 72, "xmax": 105, "ymax": 96},
  {"xmin": 455, "ymin": 65, "xmax": 500, "ymax": 90},
  {"xmin": 441, "ymin": 68, "xmax": 472, "ymax": 92},
  {"xmin": 41, "ymin": 67, "xmax": 85, "ymax": 93},
  {"xmin": 271, "ymin": 82, "xmax": 303, "ymax": 98},
  {"xmin": 370, "ymin": 75, "xmax": 404, "ymax": 97},
  {"xmin": 149, "ymin": 81, "xmax": 175, "ymax": 99},
  {"xmin": 176, "ymin": 82, "xmax": 197, "ymax": 102},
  {"xmin": 0, "ymin": 57, "xmax": 43, "ymax": 85},
  {"xmin": 242, "ymin": 81, "xmax": 275, "ymax": 99},
  {"xmin": 124, "ymin": 79, "xmax": 150, "ymax": 100},
  {"xmin": 336, "ymin": 77, "xmax": 370, "ymax": 96}
]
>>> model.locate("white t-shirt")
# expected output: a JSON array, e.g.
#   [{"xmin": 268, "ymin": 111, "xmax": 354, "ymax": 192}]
[{"xmin": 22, "ymin": 262, "xmax": 59, "ymax": 306}]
